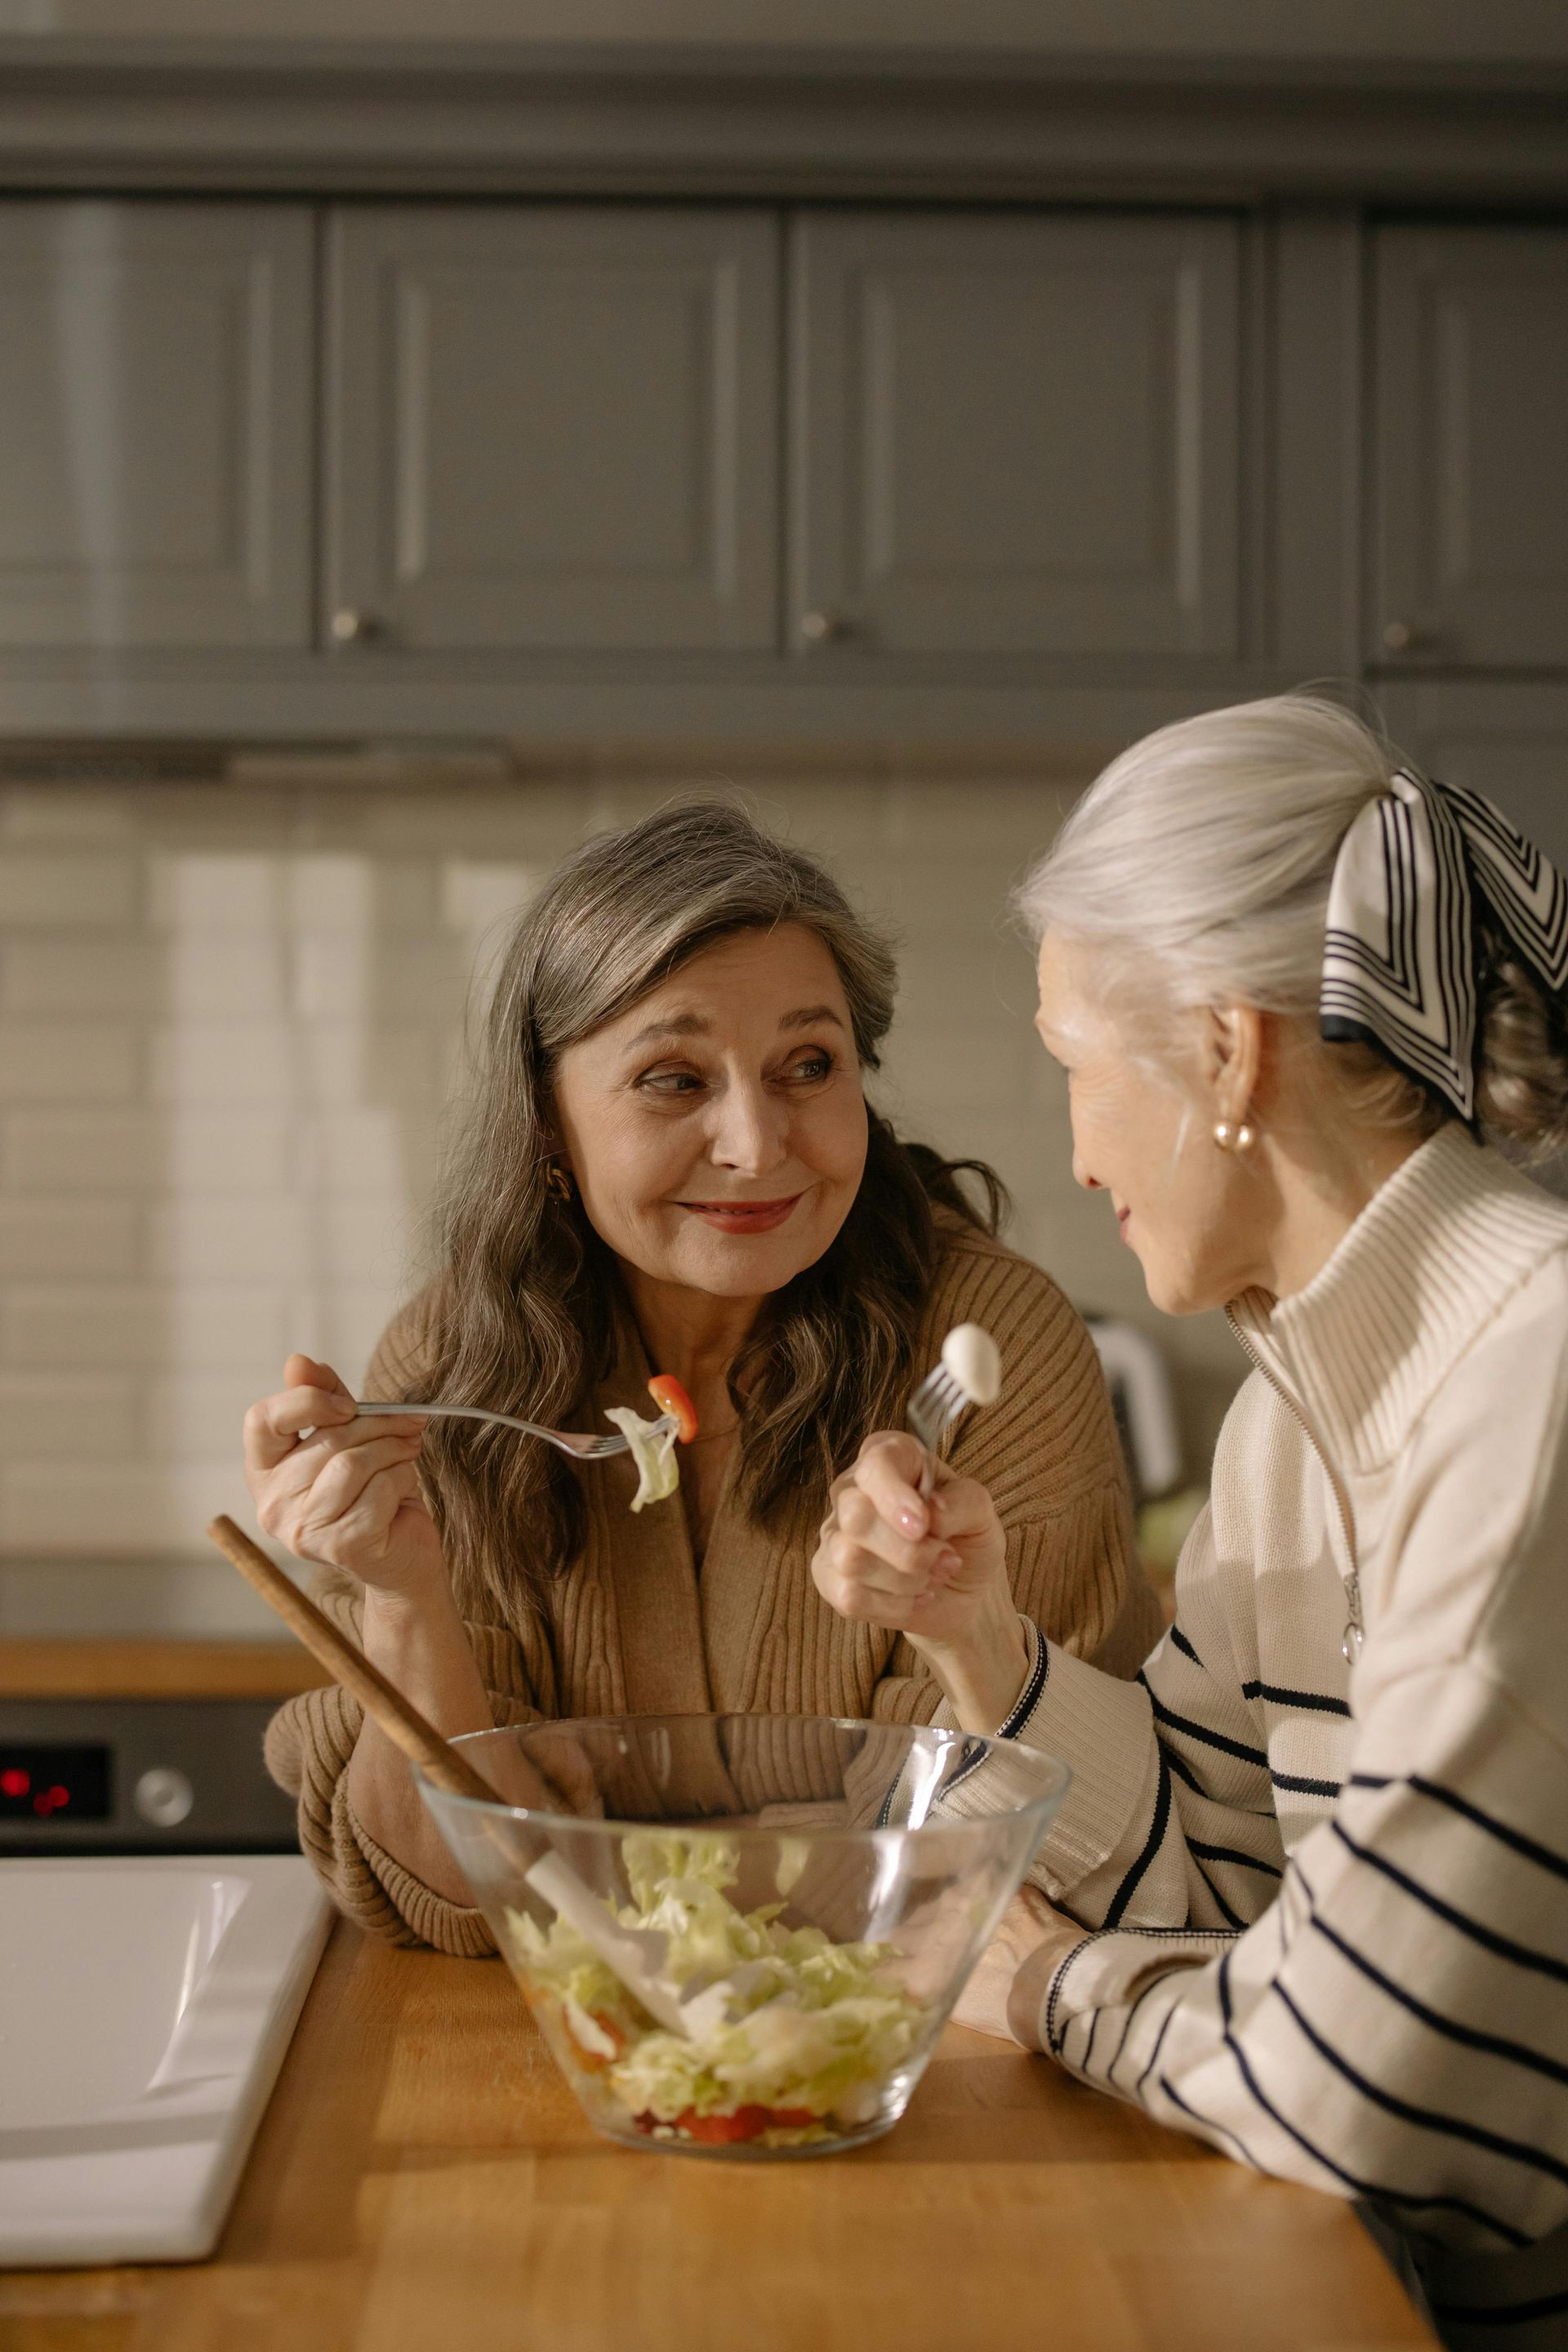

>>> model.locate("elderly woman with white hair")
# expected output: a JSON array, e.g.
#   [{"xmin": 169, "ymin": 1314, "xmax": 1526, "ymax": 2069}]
[{"xmin": 813, "ymin": 696, "xmax": 1568, "ymax": 2348}]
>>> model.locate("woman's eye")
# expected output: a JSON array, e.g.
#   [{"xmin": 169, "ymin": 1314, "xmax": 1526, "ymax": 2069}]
[
  {"xmin": 637, "ymin": 1068, "xmax": 706, "ymax": 1097},
  {"xmin": 782, "ymin": 1051, "xmax": 834, "ymax": 1085}
]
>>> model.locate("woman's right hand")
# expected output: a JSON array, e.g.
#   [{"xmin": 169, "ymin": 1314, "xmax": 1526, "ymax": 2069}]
[
  {"xmin": 813, "ymin": 1432, "xmax": 1031, "ymax": 1734},
  {"xmin": 243, "ymin": 1353, "xmax": 442, "ymax": 1597}
]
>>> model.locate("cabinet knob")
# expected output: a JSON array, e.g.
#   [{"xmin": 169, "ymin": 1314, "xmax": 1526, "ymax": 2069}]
[
  {"xmin": 800, "ymin": 609, "xmax": 849, "ymax": 647},
  {"xmin": 1382, "ymin": 620, "xmax": 1435, "ymax": 655},
  {"xmin": 330, "ymin": 608, "xmax": 385, "ymax": 646}
]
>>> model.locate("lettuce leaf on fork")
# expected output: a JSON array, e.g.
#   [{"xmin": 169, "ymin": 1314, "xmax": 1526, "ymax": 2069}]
[{"xmin": 603, "ymin": 1405, "xmax": 680, "ymax": 1511}]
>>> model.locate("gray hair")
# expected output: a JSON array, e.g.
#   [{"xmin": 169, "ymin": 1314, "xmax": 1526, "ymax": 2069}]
[
  {"xmin": 1018, "ymin": 693, "xmax": 1568, "ymax": 1158},
  {"xmin": 413, "ymin": 798, "xmax": 1002, "ymax": 1618}
]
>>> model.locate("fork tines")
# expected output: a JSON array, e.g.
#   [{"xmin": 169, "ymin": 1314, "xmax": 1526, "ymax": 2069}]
[{"xmin": 906, "ymin": 1361, "xmax": 968, "ymax": 1453}]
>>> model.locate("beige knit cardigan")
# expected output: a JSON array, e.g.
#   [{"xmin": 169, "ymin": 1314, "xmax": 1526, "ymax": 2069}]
[{"xmin": 265, "ymin": 1221, "xmax": 1162, "ymax": 1954}]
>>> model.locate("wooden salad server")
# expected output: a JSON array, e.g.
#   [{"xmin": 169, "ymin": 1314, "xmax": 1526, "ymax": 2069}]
[{"xmin": 204, "ymin": 1514, "xmax": 691, "ymax": 2032}]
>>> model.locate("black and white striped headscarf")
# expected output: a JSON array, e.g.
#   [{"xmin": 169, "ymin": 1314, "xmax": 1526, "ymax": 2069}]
[{"xmin": 1321, "ymin": 769, "xmax": 1568, "ymax": 1124}]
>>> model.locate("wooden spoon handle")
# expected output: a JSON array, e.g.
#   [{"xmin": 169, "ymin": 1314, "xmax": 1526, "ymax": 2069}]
[{"xmin": 205, "ymin": 1513, "xmax": 495, "ymax": 1807}]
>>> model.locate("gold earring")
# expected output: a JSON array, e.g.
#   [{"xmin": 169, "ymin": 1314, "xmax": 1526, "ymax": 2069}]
[
  {"xmin": 546, "ymin": 1161, "xmax": 573, "ymax": 1202},
  {"xmin": 1213, "ymin": 1120, "xmax": 1257, "ymax": 1153}
]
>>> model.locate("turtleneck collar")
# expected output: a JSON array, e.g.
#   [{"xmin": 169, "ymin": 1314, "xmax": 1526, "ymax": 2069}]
[{"xmin": 1227, "ymin": 1124, "xmax": 1568, "ymax": 1475}]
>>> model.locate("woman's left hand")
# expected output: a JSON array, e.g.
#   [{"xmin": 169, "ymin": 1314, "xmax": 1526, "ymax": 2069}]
[{"xmin": 951, "ymin": 1884, "xmax": 1089, "ymax": 2047}]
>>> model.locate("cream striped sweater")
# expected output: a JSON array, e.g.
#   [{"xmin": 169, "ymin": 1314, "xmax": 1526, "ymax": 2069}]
[{"xmin": 947, "ymin": 1127, "xmax": 1568, "ymax": 2335}]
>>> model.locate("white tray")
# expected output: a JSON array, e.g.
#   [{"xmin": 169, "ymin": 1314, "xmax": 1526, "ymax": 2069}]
[{"xmin": 0, "ymin": 1854, "xmax": 331, "ymax": 2267}]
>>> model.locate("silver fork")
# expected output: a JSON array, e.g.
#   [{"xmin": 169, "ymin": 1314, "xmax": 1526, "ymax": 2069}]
[
  {"xmin": 354, "ymin": 1399, "xmax": 648, "ymax": 1461},
  {"xmin": 904, "ymin": 1361, "xmax": 973, "ymax": 1499}
]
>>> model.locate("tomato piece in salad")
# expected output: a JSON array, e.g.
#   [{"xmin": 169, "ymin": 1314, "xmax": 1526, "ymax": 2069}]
[
  {"xmin": 633, "ymin": 2105, "xmax": 817, "ymax": 2145},
  {"xmin": 645, "ymin": 1373, "xmax": 697, "ymax": 1446}
]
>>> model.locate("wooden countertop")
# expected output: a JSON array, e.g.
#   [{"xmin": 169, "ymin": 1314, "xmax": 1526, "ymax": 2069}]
[
  {"xmin": 0, "ymin": 1639, "xmax": 331, "ymax": 1700},
  {"xmin": 0, "ymin": 1922, "xmax": 1435, "ymax": 2352}
]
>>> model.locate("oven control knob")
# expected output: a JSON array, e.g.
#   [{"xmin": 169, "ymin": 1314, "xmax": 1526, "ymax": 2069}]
[{"xmin": 134, "ymin": 1766, "xmax": 194, "ymax": 1829}]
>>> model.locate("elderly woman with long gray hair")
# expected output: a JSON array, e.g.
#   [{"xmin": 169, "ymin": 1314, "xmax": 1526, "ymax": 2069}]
[
  {"xmin": 249, "ymin": 804, "xmax": 1160, "ymax": 1955},
  {"xmin": 816, "ymin": 695, "xmax": 1568, "ymax": 2348}
]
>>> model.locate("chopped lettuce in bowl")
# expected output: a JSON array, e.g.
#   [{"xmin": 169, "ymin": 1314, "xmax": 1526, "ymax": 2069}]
[
  {"xmin": 416, "ymin": 1713, "xmax": 1072, "ymax": 2163},
  {"xmin": 503, "ymin": 1832, "xmax": 930, "ymax": 2151}
]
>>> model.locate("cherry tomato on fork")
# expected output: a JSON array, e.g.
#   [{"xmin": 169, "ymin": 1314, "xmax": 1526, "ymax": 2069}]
[{"xmin": 645, "ymin": 1374, "xmax": 698, "ymax": 1445}]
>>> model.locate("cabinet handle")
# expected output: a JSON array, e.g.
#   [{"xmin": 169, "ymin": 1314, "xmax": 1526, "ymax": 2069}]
[
  {"xmin": 330, "ymin": 608, "xmax": 385, "ymax": 645},
  {"xmin": 800, "ymin": 609, "xmax": 849, "ymax": 646},
  {"xmin": 1382, "ymin": 620, "xmax": 1436, "ymax": 655}
]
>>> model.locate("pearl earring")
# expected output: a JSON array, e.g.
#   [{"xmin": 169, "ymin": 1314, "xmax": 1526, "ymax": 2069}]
[{"xmin": 1213, "ymin": 1120, "xmax": 1257, "ymax": 1153}]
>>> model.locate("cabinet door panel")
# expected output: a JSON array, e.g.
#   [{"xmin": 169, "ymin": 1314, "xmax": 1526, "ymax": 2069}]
[
  {"xmin": 1378, "ymin": 686, "xmax": 1568, "ymax": 872},
  {"xmin": 791, "ymin": 212, "xmax": 1241, "ymax": 659},
  {"xmin": 0, "ymin": 202, "xmax": 313, "ymax": 650},
  {"xmin": 1374, "ymin": 227, "xmax": 1568, "ymax": 671},
  {"xmin": 327, "ymin": 207, "xmax": 779, "ymax": 653}
]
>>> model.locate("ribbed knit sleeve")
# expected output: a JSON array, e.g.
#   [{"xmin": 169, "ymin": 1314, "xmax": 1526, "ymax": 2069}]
[
  {"xmin": 262, "ymin": 1578, "xmax": 547, "ymax": 1957},
  {"xmin": 261, "ymin": 1281, "xmax": 550, "ymax": 1953},
  {"xmin": 930, "ymin": 1495, "xmax": 1287, "ymax": 1921}
]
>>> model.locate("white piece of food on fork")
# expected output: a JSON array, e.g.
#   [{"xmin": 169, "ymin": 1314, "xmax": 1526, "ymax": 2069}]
[
  {"xmin": 940, "ymin": 1322, "xmax": 1001, "ymax": 1405},
  {"xmin": 603, "ymin": 1405, "xmax": 680, "ymax": 1510}
]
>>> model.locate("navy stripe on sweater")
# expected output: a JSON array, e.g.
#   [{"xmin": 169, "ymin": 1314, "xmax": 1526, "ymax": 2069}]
[
  {"xmin": 1295, "ymin": 1861, "xmax": 1568, "ymax": 2090},
  {"xmin": 1209, "ymin": 1956, "xmax": 1530, "ymax": 2247},
  {"xmin": 1105, "ymin": 1968, "xmax": 1188, "ymax": 2091},
  {"xmin": 1273, "ymin": 1980, "xmax": 1568, "ymax": 2189},
  {"xmin": 1161, "ymin": 2069, "xmax": 1526, "ymax": 2245},
  {"xmin": 1162, "ymin": 1744, "xmax": 1209, "ymax": 1797},
  {"xmin": 1139, "ymin": 1679, "xmax": 1269, "ymax": 1768},
  {"xmin": 1242, "ymin": 1680, "xmax": 1352, "ymax": 1718},
  {"xmin": 1351, "ymin": 1772, "xmax": 1568, "ymax": 1884},
  {"xmin": 1272, "ymin": 1770, "xmax": 1343, "ymax": 1799},
  {"xmin": 1190, "ymin": 1856, "xmax": 1245, "ymax": 1931},
  {"xmin": 1188, "ymin": 1838, "xmax": 1284, "ymax": 1881},
  {"xmin": 1104, "ymin": 1752, "xmax": 1174, "ymax": 1928},
  {"xmin": 1332, "ymin": 1821, "xmax": 1568, "ymax": 1984}
]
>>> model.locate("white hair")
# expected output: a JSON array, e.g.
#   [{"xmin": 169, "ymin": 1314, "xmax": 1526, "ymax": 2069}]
[
  {"xmin": 1019, "ymin": 693, "xmax": 1390, "ymax": 1022},
  {"xmin": 1019, "ymin": 694, "xmax": 1568, "ymax": 1157}
]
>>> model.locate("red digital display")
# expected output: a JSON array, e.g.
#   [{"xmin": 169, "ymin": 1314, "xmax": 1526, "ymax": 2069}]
[{"xmin": 0, "ymin": 1744, "xmax": 110, "ymax": 1821}]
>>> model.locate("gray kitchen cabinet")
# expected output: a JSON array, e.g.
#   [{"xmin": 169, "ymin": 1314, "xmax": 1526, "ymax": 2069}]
[
  {"xmin": 324, "ymin": 206, "xmax": 781, "ymax": 656},
  {"xmin": 0, "ymin": 201, "xmax": 314, "ymax": 650},
  {"xmin": 1373, "ymin": 225, "xmax": 1568, "ymax": 673},
  {"xmin": 788, "ymin": 211, "xmax": 1241, "ymax": 661},
  {"xmin": 1379, "ymin": 681, "xmax": 1568, "ymax": 870}
]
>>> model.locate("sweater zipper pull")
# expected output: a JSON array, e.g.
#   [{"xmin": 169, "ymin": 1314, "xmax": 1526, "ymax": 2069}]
[{"xmin": 1342, "ymin": 1569, "xmax": 1365, "ymax": 1666}]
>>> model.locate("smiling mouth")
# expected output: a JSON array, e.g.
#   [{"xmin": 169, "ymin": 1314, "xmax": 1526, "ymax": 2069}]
[{"xmin": 678, "ymin": 1195, "xmax": 804, "ymax": 1234}]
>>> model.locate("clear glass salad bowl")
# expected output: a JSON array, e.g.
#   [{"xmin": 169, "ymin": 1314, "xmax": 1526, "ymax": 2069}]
[{"xmin": 415, "ymin": 1712, "xmax": 1070, "ymax": 2160}]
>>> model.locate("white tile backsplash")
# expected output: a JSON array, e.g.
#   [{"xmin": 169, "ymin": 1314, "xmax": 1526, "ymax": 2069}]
[
  {"xmin": 0, "ymin": 1019, "xmax": 141, "ymax": 1102},
  {"xmin": 0, "ymin": 761, "xmax": 1247, "ymax": 1587},
  {"xmin": 0, "ymin": 1200, "xmax": 142, "ymax": 1280},
  {"xmin": 0, "ymin": 852, "xmax": 140, "ymax": 928},
  {"xmin": 3, "ymin": 934, "xmax": 168, "ymax": 1013},
  {"xmin": 0, "ymin": 1373, "xmax": 140, "ymax": 1460}
]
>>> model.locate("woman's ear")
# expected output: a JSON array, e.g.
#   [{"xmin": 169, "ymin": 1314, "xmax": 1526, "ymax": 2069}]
[{"xmin": 1202, "ymin": 1001, "xmax": 1264, "ymax": 1125}]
